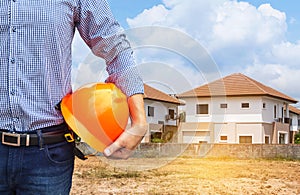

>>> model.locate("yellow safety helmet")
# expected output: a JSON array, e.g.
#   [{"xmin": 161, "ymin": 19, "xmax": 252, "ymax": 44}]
[{"xmin": 61, "ymin": 83, "xmax": 129, "ymax": 152}]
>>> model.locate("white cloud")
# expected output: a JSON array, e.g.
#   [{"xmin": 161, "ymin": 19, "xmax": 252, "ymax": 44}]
[
  {"xmin": 270, "ymin": 42, "xmax": 300, "ymax": 67},
  {"xmin": 72, "ymin": 32, "xmax": 91, "ymax": 67},
  {"xmin": 71, "ymin": 0, "xmax": 300, "ymax": 104},
  {"xmin": 71, "ymin": 32, "xmax": 107, "ymax": 90},
  {"xmin": 125, "ymin": 0, "xmax": 300, "ymax": 103},
  {"xmin": 127, "ymin": 5, "xmax": 169, "ymax": 27},
  {"xmin": 245, "ymin": 63, "xmax": 300, "ymax": 101},
  {"xmin": 211, "ymin": 2, "xmax": 286, "ymax": 49},
  {"xmin": 72, "ymin": 58, "xmax": 107, "ymax": 90}
]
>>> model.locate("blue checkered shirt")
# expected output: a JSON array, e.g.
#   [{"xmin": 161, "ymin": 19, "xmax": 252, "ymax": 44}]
[{"xmin": 0, "ymin": 0, "xmax": 144, "ymax": 132}]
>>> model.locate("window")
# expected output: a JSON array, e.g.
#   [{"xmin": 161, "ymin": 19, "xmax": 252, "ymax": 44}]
[
  {"xmin": 220, "ymin": 104, "xmax": 228, "ymax": 109},
  {"xmin": 265, "ymin": 136, "xmax": 270, "ymax": 144},
  {"xmin": 196, "ymin": 104, "xmax": 209, "ymax": 114},
  {"xmin": 148, "ymin": 106, "xmax": 154, "ymax": 117},
  {"xmin": 239, "ymin": 136, "xmax": 252, "ymax": 144},
  {"xmin": 220, "ymin": 136, "xmax": 228, "ymax": 142},
  {"xmin": 274, "ymin": 105, "xmax": 277, "ymax": 118},
  {"xmin": 158, "ymin": 121, "xmax": 164, "ymax": 125},
  {"xmin": 168, "ymin": 109, "xmax": 175, "ymax": 119},
  {"xmin": 241, "ymin": 103, "xmax": 250, "ymax": 108},
  {"xmin": 279, "ymin": 133, "xmax": 286, "ymax": 144},
  {"xmin": 263, "ymin": 103, "xmax": 266, "ymax": 109}
]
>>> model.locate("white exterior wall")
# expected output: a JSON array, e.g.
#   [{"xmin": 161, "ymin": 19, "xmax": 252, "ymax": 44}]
[
  {"xmin": 144, "ymin": 99, "xmax": 177, "ymax": 126},
  {"xmin": 180, "ymin": 96, "xmax": 288, "ymax": 124},
  {"xmin": 182, "ymin": 131, "xmax": 210, "ymax": 143},
  {"xmin": 236, "ymin": 124, "xmax": 263, "ymax": 144},
  {"xmin": 290, "ymin": 112, "xmax": 299, "ymax": 132},
  {"xmin": 179, "ymin": 96, "xmax": 290, "ymax": 144},
  {"xmin": 214, "ymin": 123, "xmax": 263, "ymax": 144},
  {"xmin": 261, "ymin": 97, "xmax": 287, "ymax": 123},
  {"xmin": 214, "ymin": 123, "xmax": 236, "ymax": 143},
  {"xmin": 180, "ymin": 96, "xmax": 264, "ymax": 123}
]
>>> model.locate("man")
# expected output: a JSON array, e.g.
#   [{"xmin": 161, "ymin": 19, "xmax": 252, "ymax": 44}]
[{"xmin": 0, "ymin": 0, "xmax": 147, "ymax": 194}]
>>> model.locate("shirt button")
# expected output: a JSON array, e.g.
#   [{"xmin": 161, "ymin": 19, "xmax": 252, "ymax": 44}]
[
  {"xmin": 10, "ymin": 58, "xmax": 15, "ymax": 64},
  {"xmin": 10, "ymin": 90, "xmax": 16, "ymax": 96},
  {"xmin": 13, "ymin": 117, "xmax": 19, "ymax": 123},
  {"xmin": 12, "ymin": 0, "xmax": 16, "ymax": 2},
  {"xmin": 11, "ymin": 26, "xmax": 17, "ymax": 32}
]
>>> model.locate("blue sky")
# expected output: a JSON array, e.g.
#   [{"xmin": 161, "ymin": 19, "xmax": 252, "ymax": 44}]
[
  {"xmin": 107, "ymin": 0, "xmax": 162, "ymax": 28},
  {"xmin": 245, "ymin": 0, "xmax": 300, "ymax": 42},
  {"xmin": 73, "ymin": 0, "xmax": 300, "ymax": 106},
  {"xmin": 108, "ymin": 0, "xmax": 299, "ymax": 42}
]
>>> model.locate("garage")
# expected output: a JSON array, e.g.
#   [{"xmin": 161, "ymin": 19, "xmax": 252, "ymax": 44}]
[{"xmin": 182, "ymin": 131, "xmax": 210, "ymax": 143}]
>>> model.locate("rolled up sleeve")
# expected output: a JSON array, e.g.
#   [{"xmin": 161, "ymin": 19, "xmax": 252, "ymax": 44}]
[{"xmin": 75, "ymin": 0, "xmax": 144, "ymax": 96}]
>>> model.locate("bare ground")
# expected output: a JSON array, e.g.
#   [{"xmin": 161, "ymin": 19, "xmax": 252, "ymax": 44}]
[{"xmin": 71, "ymin": 156, "xmax": 300, "ymax": 195}]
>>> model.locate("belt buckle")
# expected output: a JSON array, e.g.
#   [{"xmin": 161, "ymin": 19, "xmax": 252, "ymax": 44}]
[
  {"xmin": 2, "ymin": 132, "xmax": 21, "ymax": 146},
  {"xmin": 64, "ymin": 133, "xmax": 75, "ymax": 143}
]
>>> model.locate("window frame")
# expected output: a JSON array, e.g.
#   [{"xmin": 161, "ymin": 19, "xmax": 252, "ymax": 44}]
[
  {"xmin": 148, "ymin": 106, "xmax": 154, "ymax": 117},
  {"xmin": 239, "ymin": 136, "xmax": 253, "ymax": 144},
  {"xmin": 220, "ymin": 103, "xmax": 228, "ymax": 109},
  {"xmin": 196, "ymin": 104, "xmax": 209, "ymax": 115},
  {"xmin": 265, "ymin": 136, "xmax": 270, "ymax": 144},
  {"xmin": 220, "ymin": 135, "xmax": 228, "ymax": 143},
  {"xmin": 241, "ymin": 102, "xmax": 250, "ymax": 109},
  {"xmin": 168, "ymin": 109, "xmax": 175, "ymax": 119}
]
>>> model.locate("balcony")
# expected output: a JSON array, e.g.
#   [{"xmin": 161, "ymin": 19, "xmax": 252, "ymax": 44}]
[
  {"xmin": 274, "ymin": 117, "xmax": 290, "ymax": 124},
  {"xmin": 284, "ymin": 117, "xmax": 290, "ymax": 124},
  {"xmin": 273, "ymin": 121, "xmax": 289, "ymax": 132}
]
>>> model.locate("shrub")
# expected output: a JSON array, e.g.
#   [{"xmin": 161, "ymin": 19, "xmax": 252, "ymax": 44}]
[
  {"xmin": 295, "ymin": 131, "xmax": 300, "ymax": 144},
  {"xmin": 151, "ymin": 138, "xmax": 165, "ymax": 143}
]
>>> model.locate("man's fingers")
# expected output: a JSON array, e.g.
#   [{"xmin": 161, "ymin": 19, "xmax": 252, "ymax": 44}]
[
  {"xmin": 103, "ymin": 131, "xmax": 143, "ymax": 159},
  {"xmin": 103, "ymin": 141, "xmax": 134, "ymax": 159},
  {"xmin": 103, "ymin": 141, "xmax": 121, "ymax": 157},
  {"xmin": 105, "ymin": 147, "xmax": 134, "ymax": 160}
]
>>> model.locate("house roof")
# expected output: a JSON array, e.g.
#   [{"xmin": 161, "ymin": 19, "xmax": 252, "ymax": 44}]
[
  {"xmin": 178, "ymin": 73, "xmax": 298, "ymax": 104},
  {"xmin": 289, "ymin": 105, "xmax": 300, "ymax": 115},
  {"xmin": 143, "ymin": 84, "xmax": 181, "ymax": 104}
]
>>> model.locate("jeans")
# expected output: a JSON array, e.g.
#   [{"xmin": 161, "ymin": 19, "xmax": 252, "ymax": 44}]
[{"xmin": 0, "ymin": 139, "xmax": 75, "ymax": 195}]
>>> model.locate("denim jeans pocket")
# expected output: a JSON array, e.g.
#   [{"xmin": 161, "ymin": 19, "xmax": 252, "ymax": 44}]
[{"xmin": 44, "ymin": 141, "xmax": 75, "ymax": 164}]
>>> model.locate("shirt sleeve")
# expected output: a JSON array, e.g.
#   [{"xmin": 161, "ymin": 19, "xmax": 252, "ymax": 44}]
[{"xmin": 75, "ymin": 0, "xmax": 144, "ymax": 97}]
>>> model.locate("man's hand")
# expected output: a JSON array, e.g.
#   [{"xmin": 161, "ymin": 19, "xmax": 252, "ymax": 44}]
[{"xmin": 103, "ymin": 94, "xmax": 147, "ymax": 159}]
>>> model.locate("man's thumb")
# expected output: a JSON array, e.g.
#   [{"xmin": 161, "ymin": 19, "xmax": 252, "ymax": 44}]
[{"xmin": 103, "ymin": 142, "xmax": 120, "ymax": 157}]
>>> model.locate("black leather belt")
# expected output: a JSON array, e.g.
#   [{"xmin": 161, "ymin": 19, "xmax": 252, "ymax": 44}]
[{"xmin": 0, "ymin": 125, "xmax": 75, "ymax": 147}]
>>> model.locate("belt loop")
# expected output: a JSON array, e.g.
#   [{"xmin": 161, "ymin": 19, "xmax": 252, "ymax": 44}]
[
  {"xmin": 36, "ymin": 130, "xmax": 44, "ymax": 150},
  {"xmin": 26, "ymin": 134, "xmax": 30, "ymax": 146}
]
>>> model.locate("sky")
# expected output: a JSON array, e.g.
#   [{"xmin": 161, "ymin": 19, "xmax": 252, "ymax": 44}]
[{"xmin": 72, "ymin": 0, "xmax": 300, "ymax": 107}]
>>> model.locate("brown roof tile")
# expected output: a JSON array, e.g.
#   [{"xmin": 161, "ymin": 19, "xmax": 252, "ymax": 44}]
[
  {"xmin": 289, "ymin": 105, "xmax": 300, "ymax": 115},
  {"xmin": 178, "ymin": 73, "xmax": 298, "ymax": 103},
  {"xmin": 143, "ymin": 84, "xmax": 181, "ymax": 104}
]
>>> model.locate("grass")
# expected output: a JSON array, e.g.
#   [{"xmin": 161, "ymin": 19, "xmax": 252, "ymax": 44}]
[
  {"xmin": 72, "ymin": 156, "xmax": 300, "ymax": 194},
  {"xmin": 77, "ymin": 165, "xmax": 141, "ymax": 179}
]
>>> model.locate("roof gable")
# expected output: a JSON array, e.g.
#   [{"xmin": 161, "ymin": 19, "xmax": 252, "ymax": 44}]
[
  {"xmin": 178, "ymin": 73, "xmax": 298, "ymax": 103},
  {"xmin": 143, "ymin": 84, "xmax": 181, "ymax": 104},
  {"xmin": 289, "ymin": 105, "xmax": 300, "ymax": 115}
]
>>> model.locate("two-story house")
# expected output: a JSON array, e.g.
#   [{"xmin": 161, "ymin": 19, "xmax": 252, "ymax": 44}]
[
  {"xmin": 289, "ymin": 105, "xmax": 300, "ymax": 144},
  {"xmin": 177, "ymin": 73, "xmax": 298, "ymax": 144},
  {"xmin": 143, "ymin": 84, "xmax": 182, "ymax": 143}
]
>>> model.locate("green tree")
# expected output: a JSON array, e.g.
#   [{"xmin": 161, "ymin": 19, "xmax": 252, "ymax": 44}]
[{"xmin": 295, "ymin": 131, "xmax": 300, "ymax": 144}]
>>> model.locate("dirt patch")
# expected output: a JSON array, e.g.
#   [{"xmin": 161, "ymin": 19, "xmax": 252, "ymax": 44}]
[{"xmin": 71, "ymin": 156, "xmax": 300, "ymax": 195}]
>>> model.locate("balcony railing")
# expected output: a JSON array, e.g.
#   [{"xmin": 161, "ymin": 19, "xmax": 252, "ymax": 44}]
[
  {"xmin": 274, "ymin": 117, "xmax": 290, "ymax": 124},
  {"xmin": 284, "ymin": 117, "xmax": 290, "ymax": 124}
]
